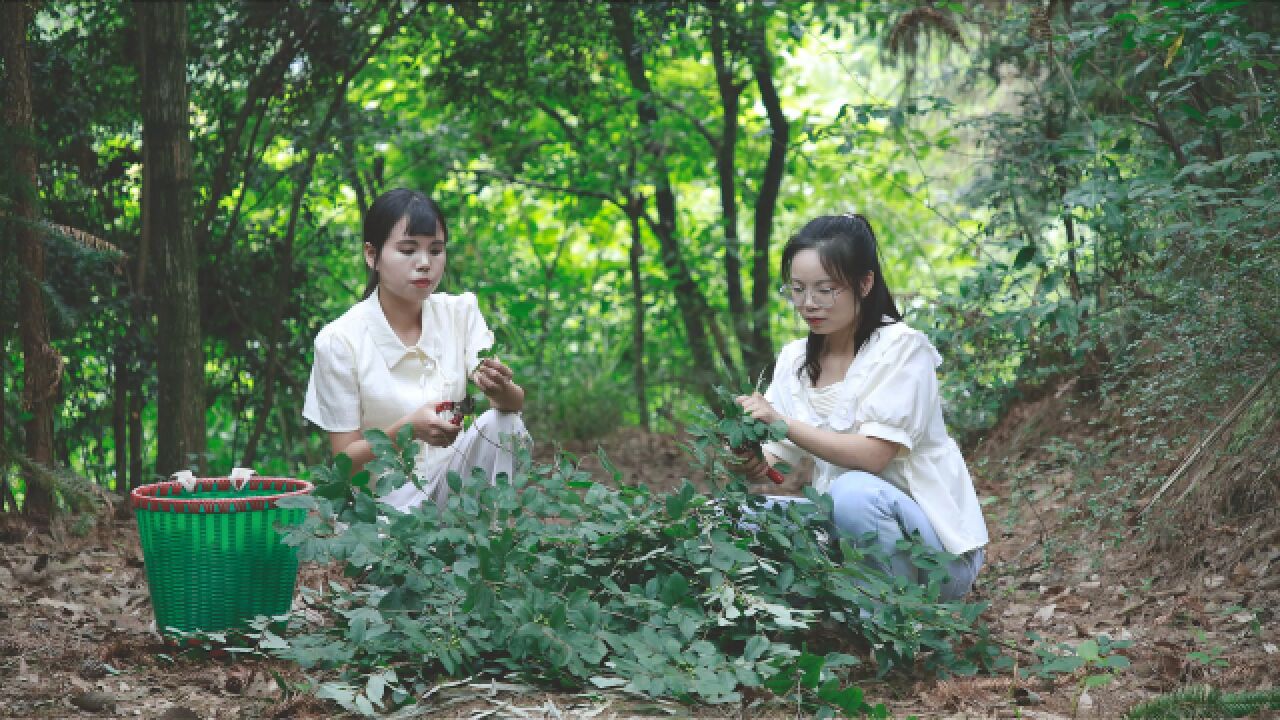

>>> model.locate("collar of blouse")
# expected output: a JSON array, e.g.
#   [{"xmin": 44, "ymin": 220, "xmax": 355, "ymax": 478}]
[{"xmin": 362, "ymin": 290, "xmax": 445, "ymax": 369}]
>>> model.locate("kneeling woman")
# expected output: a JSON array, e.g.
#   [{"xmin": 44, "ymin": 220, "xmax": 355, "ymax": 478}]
[
  {"xmin": 303, "ymin": 188, "xmax": 529, "ymax": 512},
  {"xmin": 736, "ymin": 213, "xmax": 988, "ymax": 599}
]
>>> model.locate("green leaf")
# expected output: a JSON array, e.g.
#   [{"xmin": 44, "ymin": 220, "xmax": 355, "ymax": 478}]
[
  {"xmin": 1013, "ymin": 244, "xmax": 1037, "ymax": 269},
  {"xmin": 273, "ymin": 494, "xmax": 317, "ymax": 511},
  {"xmin": 743, "ymin": 635, "xmax": 770, "ymax": 662}
]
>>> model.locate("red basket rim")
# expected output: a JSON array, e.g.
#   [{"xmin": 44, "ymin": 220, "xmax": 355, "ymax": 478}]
[{"xmin": 130, "ymin": 476, "xmax": 314, "ymax": 514}]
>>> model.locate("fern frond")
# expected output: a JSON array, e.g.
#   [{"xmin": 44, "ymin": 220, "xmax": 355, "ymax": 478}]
[
  {"xmin": 1125, "ymin": 685, "xmax": 1280, "ymax": 719},
  {"xmin": 0, "ymin": 210, "xmax": 127, "ymax": 258}
]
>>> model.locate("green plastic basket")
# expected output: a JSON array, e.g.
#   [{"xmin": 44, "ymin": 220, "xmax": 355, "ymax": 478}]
[{"xmin": 130, "ymin": 471, "xmax": 314, "ymax": 635}]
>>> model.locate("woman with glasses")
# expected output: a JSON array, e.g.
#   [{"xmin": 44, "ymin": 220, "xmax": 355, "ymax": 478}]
[{"xmin": 733, "ymin": 214, "xmax": 988, "ymax": 599}]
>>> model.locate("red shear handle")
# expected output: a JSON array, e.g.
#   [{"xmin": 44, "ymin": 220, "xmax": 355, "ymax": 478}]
[
  {"xmin": 733, "ymin": 446, "xmax": 784, "ymax": 485},
  {"xmin": 434, "ymin": 402, "xmax": 463, "ymax": 426}
]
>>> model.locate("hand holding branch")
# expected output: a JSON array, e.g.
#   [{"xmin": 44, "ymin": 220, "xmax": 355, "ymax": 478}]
[{"xmin": 472, "ymin": 357, "xmax": 525, "ymax": 413}]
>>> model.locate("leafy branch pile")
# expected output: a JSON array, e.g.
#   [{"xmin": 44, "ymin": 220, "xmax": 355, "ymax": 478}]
[{"xmin": 266, "ymin": 419, "xmax": 1001, "ymax": 716}]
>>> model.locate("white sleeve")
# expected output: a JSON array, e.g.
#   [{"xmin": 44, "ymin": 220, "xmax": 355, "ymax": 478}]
[
  {"xmin": 762, "ymin": 343, "xmax": 808, "ymax": 468},
  {"xmin": 857, "ymin": 337, "xmax": 938, "ymax": 451},
  {"xmin": 460, "ymin": 292, "xmax": 496, "ymax": 375},
  {"xmin": 302, "ymin": 329, "xmax": 362, "ymax": 432}
]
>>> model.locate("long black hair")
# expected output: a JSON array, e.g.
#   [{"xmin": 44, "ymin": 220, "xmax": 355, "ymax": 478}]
[
  {"xmin": 780, "ymin": 213, "xmax": 902, "ymax": 386},
  {"xmin": 362, "ymin": 188, "xmax": 448, "ymax": 298}
]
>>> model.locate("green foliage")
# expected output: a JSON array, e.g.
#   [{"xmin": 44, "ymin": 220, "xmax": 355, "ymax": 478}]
[
  {"xmin": 266, "ymin": 425, "xmax": 1000, "ymax": 716},
  {"xmin": 1125, "ymin": 685, "xmax": 1280, "ymax": 720},
  {"xmin": 927, "ymin": 0, "xmax": 1280, "ymax": 446},
  {"xmin": 682, "ymin": 386, "xmax": 790, "ymax": 475},
  {"xmin": 1022, "ymin": 632, "xmax": 1132, "ymax": 689}
]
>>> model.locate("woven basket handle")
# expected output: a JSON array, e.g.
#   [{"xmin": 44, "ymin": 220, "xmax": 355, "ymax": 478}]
[
  {"xmin": 169, "ymin": 470, "xmax": 197, "ymax": 493},
  {"xmin": 168, "ymin": 468, "xmax": 257, "ymax": 493},
  {"xmin": 229, "ymin": 467, "xmax": 256, "ymax": 492}
]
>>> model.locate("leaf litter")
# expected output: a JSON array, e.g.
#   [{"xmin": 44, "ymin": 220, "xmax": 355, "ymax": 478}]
[{"xmin": 1, "ymin": 403, "xmax": 1277, "ymax": 718}]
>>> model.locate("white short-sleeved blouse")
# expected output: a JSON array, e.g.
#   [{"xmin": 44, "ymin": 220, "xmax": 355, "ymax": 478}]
[
  {"xmin": 762, "ymin": 320, "xmax": 989, "ymax": 555},
  {"xmin": 303, "ymin": 289, "xmax": 495, "ymax": 491}
]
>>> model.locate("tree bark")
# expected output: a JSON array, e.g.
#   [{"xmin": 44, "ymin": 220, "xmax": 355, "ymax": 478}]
[
  {"xmin": 610, "ymin": 4, "xmax": 719, "ymax": 397},
  {"xmin": 138, "ymin": 2, "xmax": 207, "ymax": 475},
  {"xmin": 746, "ymin": 16, "xmax": 787, "ymax": 380},
  {"xmin": 625, "ymin": 200, "xmax": 650, "ymax": 430},
  {"xmin": 2, "ymin": 1, "xmax": 58, "ymax": 519},
  {"xmin": 128, "ymin": 385, "xmax": 144, "ymax": 489},
  {"xmin": 0, "ymin": 339, "xmax": 15, "ymax": 513},
  {"xmin": 710, "ymin": 13, "xmax": 751, "ymax": 379},
  {"xmin": 112, "ymin": 350, "xmax": 129, "ymax": 495}
]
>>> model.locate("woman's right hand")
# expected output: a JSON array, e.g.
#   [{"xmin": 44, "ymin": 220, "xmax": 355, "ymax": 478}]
[
  {"xmin": 726, "ymin": 448, "xmax": 771, "ymax": 482},
  {"xmin": 410, "ymin": 404, "xmax": 463, "ymax": 447}
]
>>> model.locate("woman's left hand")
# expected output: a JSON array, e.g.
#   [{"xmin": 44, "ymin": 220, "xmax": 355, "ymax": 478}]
[
  {"xmin": 736, "ymin": 392, "xmax": 782, "ymax": 426},
  {"xmin": 473, "ymin": 357, "xmax": 525, "ymax": 413}
]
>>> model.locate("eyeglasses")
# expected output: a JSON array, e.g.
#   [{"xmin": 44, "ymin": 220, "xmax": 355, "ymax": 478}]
[{"xmin": 778, "ymin": 283, "xmax": 844, "ymax": 309}]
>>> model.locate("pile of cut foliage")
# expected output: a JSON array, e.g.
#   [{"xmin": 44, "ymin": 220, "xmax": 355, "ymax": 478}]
[{"xmin": 243, "ymin": 411, "xmax": 1001, "ymax": 717}]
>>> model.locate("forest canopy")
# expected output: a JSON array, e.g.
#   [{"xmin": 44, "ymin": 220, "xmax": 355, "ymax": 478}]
[{"xmin": 1, "ymin": 0, "xmax": 1276, "ymax": 520}]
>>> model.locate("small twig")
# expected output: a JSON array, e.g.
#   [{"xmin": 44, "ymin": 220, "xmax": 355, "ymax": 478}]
[{"xmin": 1140, "ymin": 360, "xmax": 1280, "ymax": 517}]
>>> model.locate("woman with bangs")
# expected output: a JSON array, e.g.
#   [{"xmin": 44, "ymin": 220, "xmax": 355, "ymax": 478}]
[
  {"xmin": 303, "ymin": 188, "xmax": 529, "ymax": 511},
  {"xmin": 734, "ymin": 213, "xmax": 988, "ymax": 599}
]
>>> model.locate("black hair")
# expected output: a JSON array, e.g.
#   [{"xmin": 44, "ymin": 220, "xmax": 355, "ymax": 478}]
[
  {"xmin": 362, "ymin": 188, "xmax": 448, "ymax": 298},
  {"xmin": 779, "ymin": 213, "xmax": 902, "ymax": 386}
]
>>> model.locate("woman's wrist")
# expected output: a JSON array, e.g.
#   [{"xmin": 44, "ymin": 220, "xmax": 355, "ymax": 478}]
[{"xmin": 491, "ymin": 384, "xmax": 525, "ymax": 413}]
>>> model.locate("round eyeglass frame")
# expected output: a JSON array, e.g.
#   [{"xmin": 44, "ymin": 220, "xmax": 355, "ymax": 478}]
[{"xmin": 778, "ymin": 284, "xmax": 844, "ymax": 309}]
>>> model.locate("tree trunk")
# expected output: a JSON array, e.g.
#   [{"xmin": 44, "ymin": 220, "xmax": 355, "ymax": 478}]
[
  {"xmin": 711, "ymin": 14, "xmax": 751, "ymax": 379},
  {"xmin": 747, "ymin": 17, "xmax": 787, "ymax": 380},
  {"xmin": 610, "ymin": 4, "xmax": 719, "ymax": 397},
  {"xmin": 138, "ymin": 2, "xmax": 206, "ymax": 476},
  {"xmin": 625, "ymin": 201, "xmax": 650, "ymax": 430},
  {"xmin": 2, "ymin": 1, "xmax": 58, "ymax": 519},
  {"xmin": 0, "ymin": 339, "xmax": 15, "ymax": 513},
  {"xmin": 128, "ymin": 385, "xmax": 144, "ymax": 489},
  {"xmin": 112, "ymin": 350, "xmax": 129, "ymax": 495}
]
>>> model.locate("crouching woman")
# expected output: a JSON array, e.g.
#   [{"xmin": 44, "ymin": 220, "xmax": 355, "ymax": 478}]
[{"xmin": 736, "ymin": 213, "xmax": 988, "ymax": 599}]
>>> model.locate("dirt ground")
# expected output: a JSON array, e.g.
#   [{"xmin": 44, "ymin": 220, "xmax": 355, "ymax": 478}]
[{"xmin": 1, "ymin": 389, "xmax": 1277, "ymax": 719}]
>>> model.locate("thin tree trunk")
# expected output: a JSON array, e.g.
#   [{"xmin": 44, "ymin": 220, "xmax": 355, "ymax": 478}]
[
  {"xmin": 2, "ymin": 1, "xmax": 58, "ymax": 519},
  {"xmin": 112, "ymin": 351, "xmax": 129, "ymax": 495},
  {"xmin": 241, "ymin": 361, "xmax": 278, "ymax": 468},
  {"xmin": 625, "ymin": 201, "xmax": 650, "ymax": 430},
  {"xmin": 139, "ymin": 2, "xmax": 206, "ymax": 476},
  {"xmin": 243, "ymin": 7, "xmax": 403, "ymax": 466},
  {"xmin": 610, "ymin": 4, "xmax": 718, "ymax": 397},
  {"xmin": 711, "ymin": 14, "xmax": 750, "ymax": 378},
  {"xmin": 128, "ymin": 386, "xmax": 144, "ymax": 489},
  {"xmin": 277, "ymin": 391, "xmax": 297, "ymax": 472},
  {"xmin": 747, "ymin": 17, "xmax": 787, "ymax": 379},
  {"xmin": 1, "ymin": 339, "xmax": 15, "ymax": 513}
]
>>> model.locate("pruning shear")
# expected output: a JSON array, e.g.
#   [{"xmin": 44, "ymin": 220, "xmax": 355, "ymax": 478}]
[
  {"xmin": 737, "ymin": 442, "xmax": 786, "ymax": 485},
  {"xmin": 435, "ymin": 395, "xmax": 477, "ymax": 427},
  {"xmin": 732, "ymin": 369, "xmax": 786, "ymax": 485}
]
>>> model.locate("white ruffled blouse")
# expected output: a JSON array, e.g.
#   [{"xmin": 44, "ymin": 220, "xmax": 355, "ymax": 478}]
[{"xmin": 762, "ymin": 321, "xmax": 989, "ymax": 555}]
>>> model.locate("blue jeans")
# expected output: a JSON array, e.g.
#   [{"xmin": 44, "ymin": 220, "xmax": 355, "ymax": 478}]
[{"xmin": 762, "ymin": 471, "xmax": 983, "ymax": 600}]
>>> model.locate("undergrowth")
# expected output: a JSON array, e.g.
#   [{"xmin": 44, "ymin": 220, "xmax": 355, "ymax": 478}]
[
  {"xmin": 252, "ymin": 412, "xmax": 1006, "ymax": 717},
  {"xmin": 1125, "ymin": 685, "xmax": 1280, "ymax": 719}
]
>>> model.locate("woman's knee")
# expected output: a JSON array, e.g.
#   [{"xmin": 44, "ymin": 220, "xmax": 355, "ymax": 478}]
[{"xmin": 828, "ymin": 472, "xmax": 899, "ymax": 537}]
